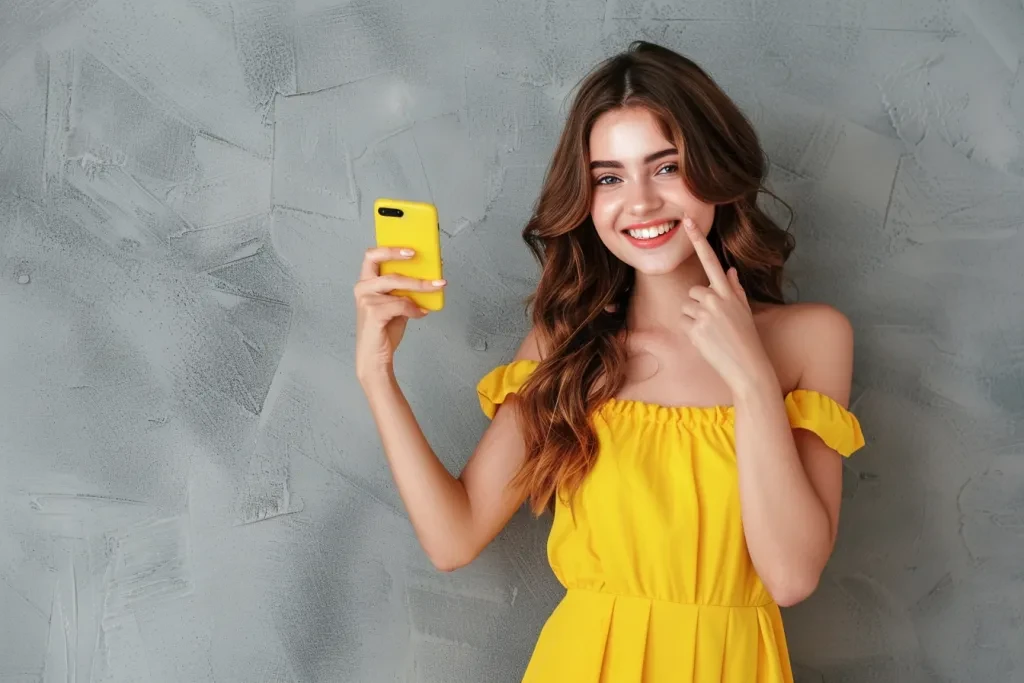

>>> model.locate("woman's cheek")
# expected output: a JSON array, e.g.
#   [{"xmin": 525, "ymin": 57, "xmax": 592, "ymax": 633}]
[
  {"xmin": 591, "ymin": 195, "xmax": 620, "ymax": 232},
  {"xmin": 589, "ymin": 198, "xmax": 609, "ymax": 232}
]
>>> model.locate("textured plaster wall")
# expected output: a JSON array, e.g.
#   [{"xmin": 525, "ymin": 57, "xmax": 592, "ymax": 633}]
[{"xmin": 1, "ymin": 0, "xmax": 1023, "ymax": 681}]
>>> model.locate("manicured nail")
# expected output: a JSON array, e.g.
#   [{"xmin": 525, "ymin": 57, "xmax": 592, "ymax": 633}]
[
  {"xmin": 432, "ymin": 279, "xmax": 446, "ymax": 287},
  {"xmin": 419, "ymin": 307, "xmax": 430, "ymax": 315},
  {"xmin": 683, "ymin": 218, "xmax": 695, "ymax": 231},
  {"xmin": 400, "ymin": 249, "xmax": 415, "ymax": 257}
]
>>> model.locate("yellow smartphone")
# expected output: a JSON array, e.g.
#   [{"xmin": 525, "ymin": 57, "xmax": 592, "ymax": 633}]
[{"xmin": 373, "ymin": 197, "xmax": 444, "ymax": 311}]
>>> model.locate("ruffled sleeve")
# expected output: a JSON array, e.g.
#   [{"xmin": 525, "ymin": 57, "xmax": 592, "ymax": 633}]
[
  {"xmin": 476, "ymin": 360, "xmax": 539, "ymax": 419},
  {"xmin": 785, "ymin": 390, "xmax": 866, "ymax": 457}
]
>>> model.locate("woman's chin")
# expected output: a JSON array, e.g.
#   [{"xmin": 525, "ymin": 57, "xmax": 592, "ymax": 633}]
[
  {"xmin": 598, "ymin": 238, "xmax": 690, "ymax": 276},
  {"xmin": 628, "ymin": 255, "xmax": 686, "ymax": 277}
]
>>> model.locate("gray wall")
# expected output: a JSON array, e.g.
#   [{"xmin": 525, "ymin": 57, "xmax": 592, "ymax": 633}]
[{"xmin": 1, "ymin": 0, "xmax": 1022, "ymax": 681}]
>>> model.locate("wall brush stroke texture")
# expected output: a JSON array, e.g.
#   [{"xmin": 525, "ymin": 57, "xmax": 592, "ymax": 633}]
[{"xmin": 1, "ymin": 0, "xmax": 1023, "ymax": 681}]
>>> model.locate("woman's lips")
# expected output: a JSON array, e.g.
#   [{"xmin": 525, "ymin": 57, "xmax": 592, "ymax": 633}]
[{"xmin": 622, "ymin": 220, "xmax": 680, "ymax": 249}]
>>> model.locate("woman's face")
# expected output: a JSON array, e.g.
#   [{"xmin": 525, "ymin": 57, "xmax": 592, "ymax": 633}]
[{"xmin": 588, "ymin": 106, "xmax": 716, "ymax": 275}]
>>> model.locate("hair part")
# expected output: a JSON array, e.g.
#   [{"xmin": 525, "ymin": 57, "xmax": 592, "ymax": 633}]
[{"xmin": 512, "ymin": 41, "xmax": 795, "ymax": 515}]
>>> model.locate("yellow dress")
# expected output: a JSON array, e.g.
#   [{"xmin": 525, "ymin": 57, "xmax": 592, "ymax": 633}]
[{"xmin": 477, "ymin": 360, "xmax": 865, "ymax": 683}]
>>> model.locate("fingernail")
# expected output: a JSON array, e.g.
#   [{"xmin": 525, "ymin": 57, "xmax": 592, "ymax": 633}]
[
  {"xmin": 419, "ymin": 307, "xmax": 430, "ymax": 315},
  {"xmin": 683, "ymin": 218, "xmax": 695, "ymax": 231},
  {"xmin": 400, "ymin": 249, "xmax": 415, "ymax": 257},
  {"xmin": 432, "ymin": 279, "xmax": 446, "ymax": 287}
]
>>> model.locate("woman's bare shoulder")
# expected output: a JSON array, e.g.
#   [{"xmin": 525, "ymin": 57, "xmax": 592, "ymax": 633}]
[
  {"xmin": 512, "ymin": 325, "xmax": 547, "ymax": 363},
  {"xmin": 755, "ymin": 301, "xmax": 854, "ymax": 391},
  {"xmin": 755, "ymin": 301, "xmax": 852, "ymax": 337}
]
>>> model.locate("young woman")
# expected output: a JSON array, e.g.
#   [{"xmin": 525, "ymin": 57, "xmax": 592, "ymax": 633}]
[{"xmin": 354, "ymin": 41, "xmax": 865, "ymax": 683}]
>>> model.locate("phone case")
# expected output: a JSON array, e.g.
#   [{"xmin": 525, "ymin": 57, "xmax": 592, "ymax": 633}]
[{"xmin": 373, "ymin": 197, "xmax": 444, "ymax": 311}]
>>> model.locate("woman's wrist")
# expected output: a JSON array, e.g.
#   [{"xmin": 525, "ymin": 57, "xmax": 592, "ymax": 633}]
[
  {"xmin": 729, "ymin": 360, "xmax": 782, "ymax": 405},
  {"xmin": 358, "ymin": 363, "xmax": 397, "ymax": 394}
]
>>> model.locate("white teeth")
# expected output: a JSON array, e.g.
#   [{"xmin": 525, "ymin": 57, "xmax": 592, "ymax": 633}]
[{"xmin": 627, "ymin": 221, "xmax": 676, "ymax": 240}]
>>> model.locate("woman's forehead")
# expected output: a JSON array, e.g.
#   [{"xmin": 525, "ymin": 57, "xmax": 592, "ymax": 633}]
[{"xmin": 589, "ymin": 108, "xmax": 678, "ymax": 162}]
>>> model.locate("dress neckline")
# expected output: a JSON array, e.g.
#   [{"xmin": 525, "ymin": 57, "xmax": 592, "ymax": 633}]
[{"xmin": 505, "ymin": 359, "xmax": 829, "ymax": 426}]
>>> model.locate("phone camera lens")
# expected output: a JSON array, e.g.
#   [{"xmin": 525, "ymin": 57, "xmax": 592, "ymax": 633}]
[{"xmin": 378, "ymin": 207, "xmax": 404, "ymax": 218}]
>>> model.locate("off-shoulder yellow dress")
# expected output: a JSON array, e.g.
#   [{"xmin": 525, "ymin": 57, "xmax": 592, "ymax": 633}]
[{"xmin": 477, "ymin": 359, "xmax": 865, "ymax": 683}]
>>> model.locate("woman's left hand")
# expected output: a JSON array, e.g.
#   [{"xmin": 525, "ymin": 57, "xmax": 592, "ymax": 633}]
[{"xmin": 680, "ymin": 217, "xmax": 777, "ymax": 395}]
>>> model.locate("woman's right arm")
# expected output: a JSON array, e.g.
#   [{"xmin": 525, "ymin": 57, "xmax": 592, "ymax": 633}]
[{"xmin": 354, "ymin": 246, "xmax": 541, "ymax": 572}]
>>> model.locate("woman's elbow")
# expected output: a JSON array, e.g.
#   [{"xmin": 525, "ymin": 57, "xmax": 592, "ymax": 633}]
[
  {"xmin": 769, "ymin": 572, "xmax": 820, "ymax": 607},
  {"xmin": 430, "ymin": 555, "xmax": 467, "ymax": 573},
  {"xmin": 426, "ymin": 543, "xmax": 479, "ymax": 573}
]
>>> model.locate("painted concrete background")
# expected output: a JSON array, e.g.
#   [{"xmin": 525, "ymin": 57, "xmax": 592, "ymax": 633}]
[{"xmin": 1, "ymin": 0, "xmax": 1022, "ymax": 681}]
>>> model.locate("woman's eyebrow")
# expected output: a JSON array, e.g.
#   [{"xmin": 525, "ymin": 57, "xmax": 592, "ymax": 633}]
[{"xmin": 589, "ymin": 148, "xmax": 677, "ymax": 170}]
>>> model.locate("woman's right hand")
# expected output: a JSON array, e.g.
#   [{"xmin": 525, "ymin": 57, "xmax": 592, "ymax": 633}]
[{"xmin": 354, "ymin": 247, "xmax": 446, "ymax": 384}]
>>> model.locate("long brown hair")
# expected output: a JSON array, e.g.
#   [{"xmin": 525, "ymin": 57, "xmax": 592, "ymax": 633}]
[{"xmin": 510, "ymin": 41, "xmax": 796, "ymax": 516}]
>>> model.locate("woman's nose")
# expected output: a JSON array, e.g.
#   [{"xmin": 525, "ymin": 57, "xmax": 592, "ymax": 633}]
[{"xmin": 626, "ymin": 179, "xmax": 663, "ymax": 216}]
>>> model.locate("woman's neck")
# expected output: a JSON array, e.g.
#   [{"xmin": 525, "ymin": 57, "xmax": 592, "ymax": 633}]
[{"xmin": 626, "ymin": 258, "xmax": 709, "ymax": 332}]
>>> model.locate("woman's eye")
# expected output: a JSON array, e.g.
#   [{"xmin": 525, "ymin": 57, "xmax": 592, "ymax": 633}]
[
  {"xmin": 658, "ymin": 163, "xmax": 679, "ymax": 175},
  {"xmin": 595, "ymin": 175, "xmax": 620, "ymax": 185}
]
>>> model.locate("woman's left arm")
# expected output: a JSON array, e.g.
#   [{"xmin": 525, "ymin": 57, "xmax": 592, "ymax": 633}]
[
  {"xmin": 678, "ymin": 218, "xmax": 854, "ymax": 607},
  {"xmin": 731, "ymin": 306, "xmax": 853, "ymax": 607}
]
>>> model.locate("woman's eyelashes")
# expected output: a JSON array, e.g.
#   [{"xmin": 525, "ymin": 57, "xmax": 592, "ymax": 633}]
[{"xmin": 593, "ymin": 163, "xmax": 679, "ymax": 186}]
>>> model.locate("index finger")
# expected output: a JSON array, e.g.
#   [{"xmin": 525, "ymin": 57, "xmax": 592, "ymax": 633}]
[
  {"xmin": 683, "ymin": 218, "xmax": 731, "ymax": 294},
  {"xmin": 359, "ymin": 246, "xmax": 414, "ymax": 281}
]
